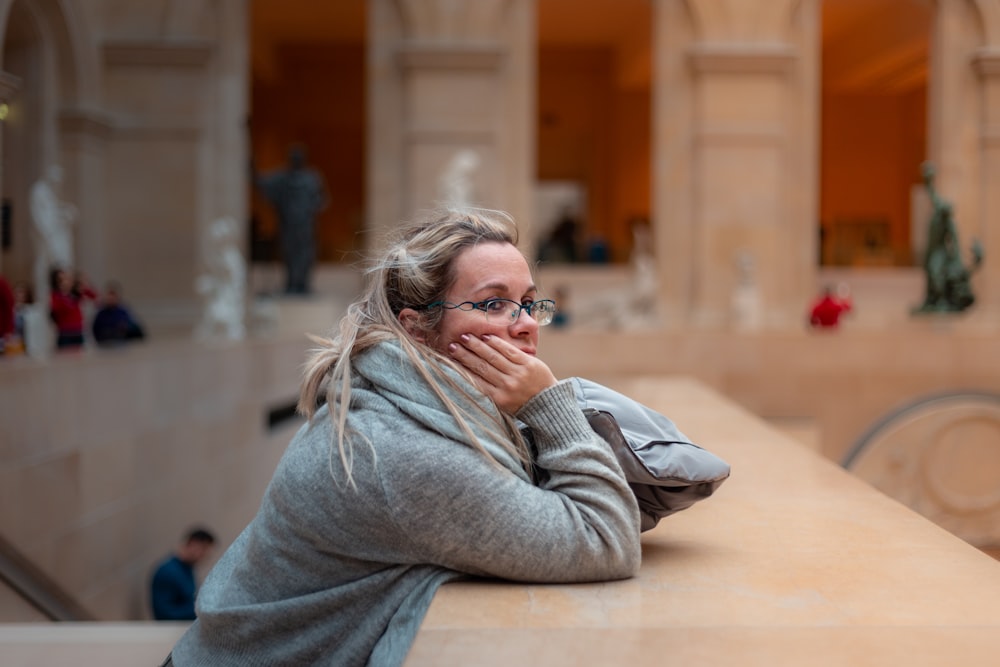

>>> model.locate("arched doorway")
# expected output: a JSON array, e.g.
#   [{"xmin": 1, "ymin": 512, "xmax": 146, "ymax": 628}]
[{"xmin": 820, "ymin": 0, "xmax": 932, "ymax": 268}]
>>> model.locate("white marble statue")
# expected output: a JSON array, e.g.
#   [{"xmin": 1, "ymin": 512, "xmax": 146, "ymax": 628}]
[
  {"xmin": 573, "ymin": 222, "xmax": 660, "ymax": 331},
  {"xmin": 438, "ymin": 149, "xmax": 480, "ymax": 207},
  {"xmin": 26, "ymin": 165, "xmax": 77, "ymax": 358},
  {"xmin": 30, "ymin": 165, "xmax": 77, "ymax": 271},
  {"xmin": 195, "ymin": 217, "xmax": 246, "ymax": 341}
]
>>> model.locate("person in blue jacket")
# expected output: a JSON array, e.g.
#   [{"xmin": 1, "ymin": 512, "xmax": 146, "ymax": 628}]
[
  {"xmin": 150, "ymin": 528, "xmax": 216, "ymax": 621},
  {"xmin": 92, "ymin": 281, "xmax": 145, "ymax": 346}
]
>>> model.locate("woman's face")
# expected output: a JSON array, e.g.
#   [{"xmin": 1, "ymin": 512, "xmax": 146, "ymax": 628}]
[{"xmin": 431, "ymin": 242, "xmax": 541, "ymax": 356}]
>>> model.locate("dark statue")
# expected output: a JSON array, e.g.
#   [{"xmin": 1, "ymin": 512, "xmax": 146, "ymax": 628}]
[
  {"xmin": 913, "ymin": 162, "xmax": 983, "ymax": 314},
  {"xmin": 255, "ymin": 146, "xmax": 328, "ymax": 295}
]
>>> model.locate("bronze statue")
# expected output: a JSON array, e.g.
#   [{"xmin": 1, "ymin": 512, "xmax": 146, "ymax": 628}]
[
  {"xmin": 254, "ymin": 146, "xmax": 328, "ymax": 295},
  {"xmin": 914, "ymin": 162, "xmax": 983, "ymax": 313}
]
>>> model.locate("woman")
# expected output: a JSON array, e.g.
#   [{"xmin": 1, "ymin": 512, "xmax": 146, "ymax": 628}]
[{"xmin": 168, "ymin": 208, "xmax": 641, "ymax": 666}]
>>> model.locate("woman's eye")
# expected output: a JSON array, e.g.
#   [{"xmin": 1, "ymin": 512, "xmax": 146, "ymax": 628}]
[{"xmin": 483, "ymin": 300, "xmax": 508, "ymax": 313}]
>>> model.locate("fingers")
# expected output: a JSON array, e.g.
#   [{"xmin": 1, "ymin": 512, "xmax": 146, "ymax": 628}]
[
  {"xmin": 447, "ymin": 334, "xmax": 557, "ymax": 414},
  {"xmin": 447, "ymin": 334, "xmax": 510, "ymax": 382}
]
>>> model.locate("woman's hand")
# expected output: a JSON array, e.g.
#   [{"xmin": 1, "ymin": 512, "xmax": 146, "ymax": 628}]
[{"xmin": 448, "ymin": 334, "xmax": 558, "ymax": 414}]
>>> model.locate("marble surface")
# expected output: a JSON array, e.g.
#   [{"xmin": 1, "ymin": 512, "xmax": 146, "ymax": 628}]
[{"xmin": 406, "ymin": 377, "xmax": 1000, "ymax": 666}]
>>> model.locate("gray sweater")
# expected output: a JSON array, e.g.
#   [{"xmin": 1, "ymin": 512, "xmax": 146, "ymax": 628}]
[{"xmin": 171, "ymin": 340, "xmax": 640, "ymax": 666}]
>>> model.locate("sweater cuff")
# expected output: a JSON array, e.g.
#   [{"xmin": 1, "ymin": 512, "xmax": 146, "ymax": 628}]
[{"xmin": 515, "ymin": 379, "xmax": 592, "ymax": 451}]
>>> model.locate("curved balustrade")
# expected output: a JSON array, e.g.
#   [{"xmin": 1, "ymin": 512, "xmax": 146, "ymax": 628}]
[{"xmin": 843, "ymin": 391, "xmax": 1000, "ymax": 549}]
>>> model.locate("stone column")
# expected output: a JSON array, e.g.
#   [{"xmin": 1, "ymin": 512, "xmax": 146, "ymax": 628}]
[
  {"xmin": 57, "ymin": 108, "xmax": 111, "ymax": 285},
  {"xmin": 972, "ymin": 47, "xmax": 1000, "ymax": 322},
  {"xmin": 367, "ymin": 0, "xmax": 535, "ymax": 254},
  {"xmin": 927, "ymin": 1, "xmax": 997, "ymax": 324},
  {"xmin": 100, "ymin": 38, "xmax": 214, "ymax": 331},
  {"xmin": 652, "ymin": 0, "xmax": 820, "ymax": 330},
  {"xmin": 0, "ymin": 70, "xmax": 21, "ymax": 275}
]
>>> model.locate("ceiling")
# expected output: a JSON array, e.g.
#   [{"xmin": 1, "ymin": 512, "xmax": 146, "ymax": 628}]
[
  {"xmin": 251, "ymin": 0, "xmax": 931, "ymax": 94},
  {"xmin": 822, "ymin": 0, "xmax": 931, "ymax": 94}
]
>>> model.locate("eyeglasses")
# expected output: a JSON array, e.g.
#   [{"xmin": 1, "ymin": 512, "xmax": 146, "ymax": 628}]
[{"xmin": 423, "ymin": 298, "xmax": 557, "ymax": 326}]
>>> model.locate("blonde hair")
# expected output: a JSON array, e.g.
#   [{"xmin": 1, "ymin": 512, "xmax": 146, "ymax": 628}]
[{"xmin": 298, "ymin": 207, "xmax": 532, "ymax": 485}]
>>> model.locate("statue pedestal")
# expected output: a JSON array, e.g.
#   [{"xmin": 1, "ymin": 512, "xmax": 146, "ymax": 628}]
[
  {"xmin": 21, "ymin": 304, "xmax": 53, "ymax": 359},
  {"xmin": 908, "ymin": 307, "xmax": 981, "ymax": 333}
]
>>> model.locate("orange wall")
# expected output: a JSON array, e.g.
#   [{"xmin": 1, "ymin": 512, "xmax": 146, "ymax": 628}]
[
  {"xmin": 611, "ymin": 89, "xmax": 652, "ymax": 262},
  {"xmin": 251, "ymin": 42, "xmax": 652, "ymax": 266},
  {"xmin": 820, "ymin": 87, "xmax": 926, "ymax": 266},
  {"xmin": 251, "ymin": 43, "xmax": 366, "ymax": 264},
  {"xmin": 538, "ymin": 46, "xmax": 651, "ymax": 263}
]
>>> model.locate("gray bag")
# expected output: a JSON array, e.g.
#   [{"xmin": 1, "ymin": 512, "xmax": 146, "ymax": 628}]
[{"xmin": 523, "ymin": 378, "xmax": 731, "ymax": 531}]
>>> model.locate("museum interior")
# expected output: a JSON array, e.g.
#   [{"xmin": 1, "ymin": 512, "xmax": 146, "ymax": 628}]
[{"xmin": 2, "ymin": 0, "xmax": 1000, "ymax": 663}]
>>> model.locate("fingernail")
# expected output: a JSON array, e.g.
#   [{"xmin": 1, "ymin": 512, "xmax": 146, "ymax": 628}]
[
  {"xmin": 481, "ymin": 334, "xmax": 491, "ymax": 340},
  {"xmin": 460, "ymin": 334, "xmax": 470, "ymax": 342},
  {"xmin": 448, "ymin": 343, "xmax": 458, "ymax": 352}
]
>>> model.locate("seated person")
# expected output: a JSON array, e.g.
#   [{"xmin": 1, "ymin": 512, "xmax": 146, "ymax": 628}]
[{"xmin": 92, "ymin": 281, "xmax": 145, "ymax": 345}]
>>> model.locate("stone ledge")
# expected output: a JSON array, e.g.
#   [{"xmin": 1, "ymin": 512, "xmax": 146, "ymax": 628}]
[{"xmin": 407, "ymin": 377, "xmax": 1000, "ymax": 665}]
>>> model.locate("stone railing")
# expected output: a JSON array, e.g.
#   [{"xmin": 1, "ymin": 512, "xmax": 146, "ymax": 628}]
[
  {"xmin": 4, "ymin": 377, "xmax": 1000, "ymax": 665},
  {"xmin": 406, "ymin": 377, "xmax": 1000, "ymax": 665}
]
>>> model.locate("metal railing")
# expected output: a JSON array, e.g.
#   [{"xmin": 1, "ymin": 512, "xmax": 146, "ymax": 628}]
[{"xmin": 0, "ymin": 534, "xmax": 94, "ymax": 621}]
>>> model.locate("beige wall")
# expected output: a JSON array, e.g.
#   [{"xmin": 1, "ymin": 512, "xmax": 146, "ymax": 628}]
[
  {"xmin": 0, "ymin": 335, "xmax": 310, "ymax": 620},
  {"xmin": 367, "ymin": 0, "xmax": 536, "ymax": 252},
  {"xmin": 4, "ymin": 312, "xmax": 999, "ymax": 619}
]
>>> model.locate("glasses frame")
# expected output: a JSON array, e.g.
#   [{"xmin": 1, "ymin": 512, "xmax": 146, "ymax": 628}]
[{"xmin": 423, "ymin": 298, "xmax": 557, "ymax": 326}]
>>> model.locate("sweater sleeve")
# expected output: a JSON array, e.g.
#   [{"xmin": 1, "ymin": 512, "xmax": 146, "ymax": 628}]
[{"xmin": 378, "ymin": 380, "xmax": 641, "ymax": 583}]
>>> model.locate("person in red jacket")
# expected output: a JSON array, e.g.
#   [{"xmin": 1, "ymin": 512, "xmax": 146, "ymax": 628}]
[
  {"xmin": 809, "ymin": 284, "xmax": 852, "ymax": 329},
  {"xmin": 49, "ymin": 267, "xmax": 96, "ymax": 349},
  {"xmin": 0, "ymin": 275, "xmax": 15, "ymax": 355}
]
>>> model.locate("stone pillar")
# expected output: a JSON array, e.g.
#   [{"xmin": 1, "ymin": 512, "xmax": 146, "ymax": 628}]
[
  {"xmin": 57, "ymin": 108, "xmax": 111, "ymax": 286},
  {"xmin": 972, "ymin": 47, "xmax": 1000, "ymax": 322},
  {"xmin": 0, "ymin": 70, "xmax": 21, "ymax": 275},
  {"xmin": 652, "ymin": 0, "xmax": 820, "ymax": 330},
  {"xmin": 100, "ymin": 38, "xmax": 215, "ymax": 330},
  {"xmin": 367, "ymin": 0, "xmax": 535, "ymax": 254},
  {"xmin": 202, "ymin": 0, "xmax": 249, "ymax": 245},
  {"xmin": 927, "ymin": 1, "xmax": 997, "ymax": 324}
]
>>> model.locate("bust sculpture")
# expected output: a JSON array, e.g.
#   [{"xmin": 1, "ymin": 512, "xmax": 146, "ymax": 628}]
[{"xmin": 438, "ymin": 149, "xmax": 480, "ymax": 207}]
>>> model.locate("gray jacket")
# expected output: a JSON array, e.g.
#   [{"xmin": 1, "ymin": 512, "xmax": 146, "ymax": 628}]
[{"xmin": 171, "ymin": 340, "xmax": 640, "ymax": 666}]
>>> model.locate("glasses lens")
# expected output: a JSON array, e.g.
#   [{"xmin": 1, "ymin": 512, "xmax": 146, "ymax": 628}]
[
  {"xmin": 480, "ymin": 300, "xmax": 557, "ymax": 325},
  {"xmin": 481, "ymin": 300, "xmax": 513, "ymax": 324},
  {"xmin": 531, "ymin": 300, "xmax": 555, "ymax": 326}
]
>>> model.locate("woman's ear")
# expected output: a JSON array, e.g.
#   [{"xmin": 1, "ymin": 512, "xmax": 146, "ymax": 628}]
[{"xmin": 397, "ymin": 308, "xmax": 427, "ymax": 343}]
